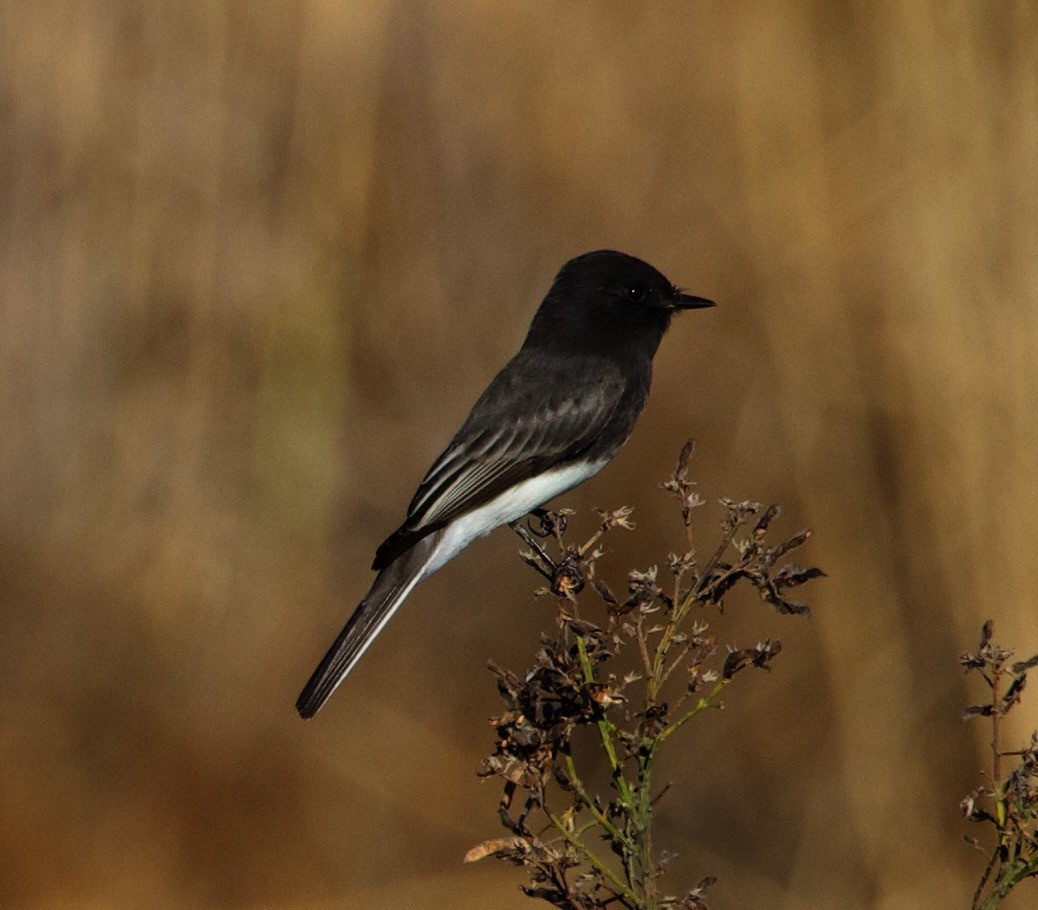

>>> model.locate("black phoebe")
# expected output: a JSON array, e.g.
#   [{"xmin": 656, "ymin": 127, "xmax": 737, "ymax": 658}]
[{"xmin": 296, "ymin": 250, "xmax": 714, "ymax": 717}]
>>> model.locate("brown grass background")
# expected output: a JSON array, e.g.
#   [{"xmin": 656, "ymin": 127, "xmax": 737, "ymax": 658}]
[{"xmin": 3, "ymin": 2, "xmax": 1037, "ymax": 908}]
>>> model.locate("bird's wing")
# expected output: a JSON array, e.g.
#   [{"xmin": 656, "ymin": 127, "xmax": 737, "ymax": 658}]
[{"xmin": 372, "ymin": 353, "xmax": 627, "ymax": 570}]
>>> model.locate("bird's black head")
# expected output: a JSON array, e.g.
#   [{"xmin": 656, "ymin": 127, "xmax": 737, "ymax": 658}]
[{"xmin": 525, "ymin": 250, "xmax": 715, "ymax": 356}]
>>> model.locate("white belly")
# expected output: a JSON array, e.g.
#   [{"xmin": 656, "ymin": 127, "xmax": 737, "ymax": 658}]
[{"xmin": 422, "ymin": 459, "xmax": 608, "ymax": 577}]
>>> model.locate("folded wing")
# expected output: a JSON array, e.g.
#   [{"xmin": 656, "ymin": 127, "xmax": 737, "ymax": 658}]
[{"xmin": 373, "ymin": 353, "xmax": 626, "ymax": 570}]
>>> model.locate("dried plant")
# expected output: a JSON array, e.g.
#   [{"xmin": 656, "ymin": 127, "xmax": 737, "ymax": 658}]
[
  {"xmin": 465, "ymin": 441, "xmax": 823, "ymax": 909},
  {"xmin": 961, "ymin": 621, "xmax": 1038, "ymax": 910}
]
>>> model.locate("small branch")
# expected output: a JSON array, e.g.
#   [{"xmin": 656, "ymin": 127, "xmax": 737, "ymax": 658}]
[
  {"xmin": 563, "ymin": 754, "xmax": 632, "ymax": 849},
  {"xmin": 971, "ymin": 844, "xmax": 1000, "ymax": 910},
  {"xmin": 545, "ymin": 809, "xmax": 637, "ymax": 907},
  {"xmin": 992, "ymin": 659, "xmax": 1003, "ymax": 790},
  {"xmin": 636, "ymin": 612, "xmax": 654, "ymax": 682},
  {"xmin": 574, "ymin": 634, "xmax": 636, "ymax": 809},
  {"xmin": 690, "ymin": 531, "xmax": 740, "ymax": 601},
  {"xmin": 657, "ymin": 680, "xmax": 730, "ymax": 746}
]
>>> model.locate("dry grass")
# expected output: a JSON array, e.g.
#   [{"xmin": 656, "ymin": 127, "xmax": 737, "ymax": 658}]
[{"xmin": 2, "ymin": 3, "xmax": 1037, "ymax": 908}]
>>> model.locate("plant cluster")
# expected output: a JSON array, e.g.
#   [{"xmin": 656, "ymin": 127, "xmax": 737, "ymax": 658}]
[
  {"xmin": 961, "ymin": 621, "xmax": 1038, "ymax": 910},
  {"xmin": 465, "ymin": 442, "xmax": 823, "ymax": 909}
]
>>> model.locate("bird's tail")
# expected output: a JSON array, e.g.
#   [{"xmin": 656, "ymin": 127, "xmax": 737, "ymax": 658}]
[{"xmin": 295, "ymin": 532, "xmax": 441, "ymax": 718}]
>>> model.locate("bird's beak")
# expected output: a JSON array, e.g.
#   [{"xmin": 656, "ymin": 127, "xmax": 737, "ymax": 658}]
[{"xmin": 670, "ymin": 291, "xmax": 716, "ymax": 310}]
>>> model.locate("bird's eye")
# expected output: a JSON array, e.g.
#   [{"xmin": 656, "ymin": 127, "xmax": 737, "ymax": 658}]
[{"xmin": 627, "ymin": 285, "xmax": 647, "ymax": 302}]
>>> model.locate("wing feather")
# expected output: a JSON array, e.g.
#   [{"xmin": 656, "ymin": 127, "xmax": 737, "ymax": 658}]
[{"xmin": 371, "ymin": 353, "xmax": 627, "ymax": 570}]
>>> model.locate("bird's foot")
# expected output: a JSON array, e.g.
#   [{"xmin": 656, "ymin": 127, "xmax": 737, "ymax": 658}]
[
  {"xmin": 509, "ymin": 519, "xmax": 555, "ymax": 580},
  {"xmin": 526, "ymin": 507, "xmax": 570, "ymax": 539},
  {"xmin": 509, "ymin": 515, "xmax": 585, "ymax": 598}
]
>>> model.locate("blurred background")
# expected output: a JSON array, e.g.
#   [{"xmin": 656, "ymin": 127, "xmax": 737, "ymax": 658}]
[{"xmin": 3, "ymin": 2, "xmax": 1037, "ymax": 908}]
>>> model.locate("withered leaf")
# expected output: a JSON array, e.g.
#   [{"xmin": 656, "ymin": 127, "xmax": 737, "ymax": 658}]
[
  {"xmin": 980, "ymin": 620, "xmax": 994, "ymax": 648},
  {"xmin": 464, "ymin": 836, "xmax": 530, "ymax": 863},
  {"xmin": 962, "ymin": 703, "xmax": 994, "ymax": 721},
  {"xmin": 959, "ymin": 651, "xmax": 987, "ymax": 671},
  {"xmin": 591, "ymin": 578, "xmax": 617, "ymax": 605},
  {"xmin": 774, "ymin": 564, "xmax": 826, "ymax": 589},
  {"xmin": 1011, "ymin": 653, "xmax": 1038, "ymax": 674},
  {"xmin": 1000, "ymin": 673, "xmax": 1027, "ymax": 711},
  {"xmin": 773, "ymin": 528, "xmax": 814, "ymax": 558},
  {"xmin": 753, "ymin": 504, "xmax": 781, "ymax": 536}
]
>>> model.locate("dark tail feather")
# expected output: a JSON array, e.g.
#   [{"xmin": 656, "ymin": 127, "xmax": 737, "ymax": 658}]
[{"xmin": 295, "ymin": 534, "xmax": 439, "ymax": 718}]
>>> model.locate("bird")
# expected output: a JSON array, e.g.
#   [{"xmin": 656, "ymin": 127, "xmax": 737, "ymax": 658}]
[{"xmin": 295, "ymin": 250, "xmax": 715, "ymax": 718}]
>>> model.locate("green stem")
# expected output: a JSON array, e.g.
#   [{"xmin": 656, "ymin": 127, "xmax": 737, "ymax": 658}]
[
  {"xmin": 648, "ymin": 599, "xmax": 694, "ymax": 703},
  {"xmin": 575, "ymin": 636, "xmax": 634, "ymax": 801},
  {"xmin": 634, "ymin": 744, "xmax": 659, "ymax": 909},
  {"xmin": 563, "ymin": 753, "xmax": 632, "ymax": 849},
  {"xmin": 545, "ymin": 809, "xmax": 637, "ymax": 907},
  {"xmin": 574, "ymin": 633, "xmax": 641, "ymax": 894},
  {"xmin": 573, "ymin": 819, "xmax": 598, "ymax": 839},
  {"xmin": 657, "ymin": 680, "xmax": 729, "ymax": 746},
  {"xmin": 982, "ymin": 852, "xmax": 1038, "ymax": 910}
]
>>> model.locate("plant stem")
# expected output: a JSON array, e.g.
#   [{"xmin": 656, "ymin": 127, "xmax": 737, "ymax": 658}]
[
  {"xmin": 633, "ymin": 745, "xmax": 659, "ymax": 910},
  {"xmin": 574, "ymin": 635, "xmax": 632, "ymax": 796},
  {"xmin": 657, "ymin": 680, "xmax": 730, "ymax": 746},
  {"xmin": 992, "ymin": 659, "xmax": 1003, "ymax": 789},
  {"xmin": 971, "ymin": 844, "xmax": 999, "ymax": 910},
  {"xmin": 648, "ymin": 598, "xmax": 694, "ymax": 704},
  {"xmin": 545, "ymin": 809, "xmax": 637, "ymax": 907},
  {"xmin": 574, "ymin": 632, "xmax": 647, "ymax": 898},
  {"xmin": 563, "ymin": 754, "xmax": 632, "ymax": 849}
]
